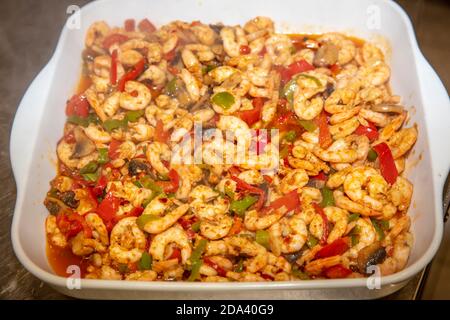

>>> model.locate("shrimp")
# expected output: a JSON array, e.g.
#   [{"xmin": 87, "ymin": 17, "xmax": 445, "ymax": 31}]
[
  {"xmin": 294, "ymin": 96, "xmax": 324, "ymax": 121},
  {"xmin": 102, "ymin": 92, "xmax": 121, "ymax": 118},
  {"xmin": 387, "ymin": 126, "xmax": 418, "ymax": 159},
  {"xmin": 279, "ymin": 169, "xmax": 309, "ymax": 194},
  {"xmin": 71, "ymin": 232, "xmax": 106, "ymax": 256},
  {"xmin": 56, "ymin": 140, "xmax": 98, "ymax": 169},
  {"xmin": 125, "ymin": 270, "xmax": 158, "ymax": 281},
  {"xmin": 129, "ymin": 123, "xmax": 153, "ymax": 142},
  {"xmin": 376, "ymin": 112, "xmax": 407, "ymax": 143},
  {"xmin": 109, "ymin": 217, "xmax": 147, "ymax": 264},
  {"xmin": 269, "ymin": 215, "xmax": 308, "ymax": 255},
  {"xmin": 347, "ymin": 217, "xmax": 377, "ymax": 258},
  {"xmin": 358, "ymin": 42, "xmax": 385, "ymax": 65},
  {"xmin": 84, "ymin": 124, "xmax": 111, "ymax": 144},
  {"xmin": 200, "ymin": 213, "xmax": 234, "ymax": 240},
  {"xmin": 379, "ymin": 232, "xmax": 412, "ymax": 276},
  {"xmin": 173, "ymin": 165, "xmax": 203, "ymax": 200},
  {"xmin": 244, "ymin": 16, "xmax": 274, "ymax": 34},
  {"xmin": 205, "ymin": 240, "xmax": 228, "ymax": 256},
  {"xmin": 326, "ymin": 166, "xmax": 353, "ymax": 189},
  {"xmin": 119, "ymin": 81, "xmax": 152, "ymax": 110},
  {"xmin": 304, "ymin": 255, "xmax": 343, "ymax": 276},
  {"xmin": 143, "ymin": 204, "xmax": 189, "ymax": 234},
  {"xmin": 359, "ymin": 108, "xmax": 388, "ymax": 127},
  {"xmin": 388, "ymin": 176, "xmax": 413, "ymax": 212},
  {"xmin": 149, "ymin": 225, "xmax": 192, "ymax": 264},
  {"xmin": 358, "ymin": 60, "xmax": 390, "ymax": 86},
  {"xmin": 138, "ymin": 65, "xmax": 166, "ymax": 86},
  {"xmin": 220, "ymin": 26, "xmax": 248, "ymax": 57},
  {"xmin": 217, "ymin": 115, "xmax": 251, "ymax": 146},
  {"xmin": 85, "ymin": 213, "xmax": 109, "ymax": 246},
  {"xmin": 265, "ymin": 34, "xmax": 292, "ymax": 65},
  {"xmin": 85, "ymin": 21, "xmax": 110, "ymax": 47},
  {"xmin": 313, "ymin": 140, "xmax": 358, "ymax": 163},
  {"xmin": 244, "ymin": 209, "xmax": 284, "ymax": 231},
  {"xmin": 297, "ymin": 187, "xmax": 322, "ymax": 224},
  {"xmin": 238, "ymin": 169, "xmax": 264, "ymax": 185},
  {"xmin": 211, "ymin": 90, "xmax": 241, "ymax": 115},
  {"xmin": 324, "ymin": 87, "xmax": 357, "ymax": 114},
  {"xmin": 329, "ymin": 106, "xmax": 361, "ymax": 125},
  {"xmin": 192, "ymin": 24, "xmax": 216, "ymax": 45},
  {"xmin": 324, "ymin": 207, "xmax": 349, "ymax": 243},
  {"xmin": 334, "ymin": 190, "xmax": 381, "ymax": 217},
  {"xmin": 329, "ymin": 117, "xmax": 359, "ymax": 139},
  {"xmin": 226, "ymin": 236, "xmax": 268, "ymax": 273},
  {"xmin": 46, "ymin": 216, "xmax": 67, "ymax": 248},
  {"xmin": 119, "ymin": 49, "xmax": 143, "ymax": 67},
  {"xmin": 146, "ymin": 142, "xmax": 171, "ymax": 176},
  {"xmin": 180, "ymin": 68, "xmax": 201, "ymax": 102},
  {"xmin": 343, "ymin": 167, "xmax": 387, "ymax": 211}
]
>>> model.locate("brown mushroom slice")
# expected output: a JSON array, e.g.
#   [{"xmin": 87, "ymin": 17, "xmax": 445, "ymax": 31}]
[
  {"xmin": 313, "ymin": 43, "xmax": 339, "ymax": 67},
  {"xmin": 71, "ymin": 127, "xmax": 96, "ymax": 159},
  {"xmin": 357, "ymin": 241, "xmax": 387, "ymax": 274},
  {"xmin": 370, "ymin": 104, "xmax": 405, "ymax": 114}
]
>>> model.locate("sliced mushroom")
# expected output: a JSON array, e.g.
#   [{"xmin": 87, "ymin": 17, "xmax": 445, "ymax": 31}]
[
  {"xmin": 357, "ymin": 241, "xmax": 387, "ymax": 274},
  {"xmin": 128, "ymin": 159, "xmax": 150, "ymax": 176},
  {"xmin": 313, "ymin": 43, "xmax": 339, "ymax": 67},
  {"xmin": 370, "ymin": 104, "xmax": 405, "ymax": 114},
  {"xmin": 71, "ymin": 127, "xmax": 96, "ymax": 159}
]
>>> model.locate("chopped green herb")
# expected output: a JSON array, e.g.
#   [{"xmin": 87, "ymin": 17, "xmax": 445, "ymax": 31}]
[{"xmin": 97, "ymin": 148, "xmax": 109, "ymax": 164}]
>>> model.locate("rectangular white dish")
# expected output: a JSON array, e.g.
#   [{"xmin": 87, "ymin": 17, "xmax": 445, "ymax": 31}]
[{"xmin": 10, "ymin": 0, "xmax": 450, "ymax": 299}]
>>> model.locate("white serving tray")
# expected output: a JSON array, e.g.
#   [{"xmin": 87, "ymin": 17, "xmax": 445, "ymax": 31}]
[{"xmin": 10, "ymin": 0, "xmax": 450, "ymax": 299}]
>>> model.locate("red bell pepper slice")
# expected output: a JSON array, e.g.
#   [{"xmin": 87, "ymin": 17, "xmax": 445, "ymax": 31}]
[
  {"xmin": 324, "ymin": 264, "xmax": 352, "ymax": 279},
  {"xmin": 117, "ymin": 58, "xmax": 146, "ymax": 92},
  {"xmin": 92, "ymin": 175, "xmax": 108, "ymax": 197},
  {"xmin": 169, "ymin": 248, "xmax": 182, "ymax": 262},
  {"xmin": 239, "ymin": 45, "xmax": 251, "ymax": 55},
  {"xmin": 154, "ymin": 119, "xmax": 170, "ymax": 143},
  {"xmin": 372, "ymin": 142, "xmax": 398, "ymax": 185},
  {"xmin": 57, "ymin": 212, "xmax": 92, "ymax": 239},
  {"xmin": 278, "ymin": 59, "xmax": 315, "ymax": 83},
  {"xmin": 315, "ymin": 238, "xmax": 350, "ymax": 259},
  {"xmin": 311, "ymin": 171, "xmax": 328, "ymax": 181},
  {"xmin": 108, "ymin": 139, "xmax": 122, "ymax": 160},
  {"xmin": 329, "ymin": 64, "xmax": 341, "ymax": 76},
  {"xmin": 261, "ymin": 189, "xmax": 300, "ymax": 215},
  {"xmin": 66, "ymin": 94, "xmax": 90, "ymax": 118},
  {"xmin": 138, "ymin": 19, "xmax": 156, "ymax": 33},
  {"xmin": 313, "ymin": 203, "xmax": 329, "ymax": 245},
  {"xmin": 355, "ymin": 122, "xmax": 379, "ymax": 141},
  {"xmin": 96, "ymin": 192, "xmax": 121, "ymax": 230},
  {"xmin": 156, "ymin": 169, "xmax": 180, "ymax": 193},
  {"xmin": 228, "ymin": 216, "xmax": 243, "ymax": 236},
  {"xmin": 203, "ymin": 257, "xmax": 227, "ymax": 277},
  {"xmin": 316, "ymin": 111, "xmax": 332, "ymax": 149},
  {"xmin": 110, "ymin": 49, "xmax": 118, "ymax": 85},
  {"xmin": 102, "ymin": 33, "xmax": 129, "ymax": 49},
  {"xmin": 124, "ymin": 19, "xmax": 135, "ymax": 32},
  {"xmin": 237, "ymin": 97, "xmax": 264, "ymax": 126},
  {"xmin": 231, "ymin": 176, "xmax": 266, "ymax": 211}
]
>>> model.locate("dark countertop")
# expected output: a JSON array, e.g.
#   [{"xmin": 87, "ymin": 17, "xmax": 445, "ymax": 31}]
[{"xmin": 0, "ymin": 0, "xmax": 448, "ymax": 299}]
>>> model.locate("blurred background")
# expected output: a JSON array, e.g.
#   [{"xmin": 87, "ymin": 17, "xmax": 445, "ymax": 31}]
[{"xmin": 0, "ymin": 0, "xmax": 448, "ymax": 299}]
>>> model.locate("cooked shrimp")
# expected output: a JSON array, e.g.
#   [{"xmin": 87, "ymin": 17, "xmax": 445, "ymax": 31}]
[
  {"xmin": 146, "ymin": 142, "xmax": 171, "ymax": 176},
  {"xmin": 109, "ymin": 217, "xmax": 147, "ymax": 264},
  {"xmin": 142, "ymin": 204, "xmax": 189, "ymax": 234},
  {"xmin": 119, "ymin": 81, "xmax": 152, "ymax": 110},
  {"xmin": 149, "ymin": 225, "xmax": 192, "ymax": 264},
  {"xmin": 387, "ymin": 126, "xmax": 418, "ymax": 159},
  {"xmin": 46, "ymin": 216, "xmax": 67, "ymax": 248},
  {"xmin": 269, "ymin": 215, "xmax": 308, "ymax": 255}
]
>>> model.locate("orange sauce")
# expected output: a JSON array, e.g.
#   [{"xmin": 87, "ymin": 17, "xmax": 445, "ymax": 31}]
[
  {"xmin": 76, "ymin": 73, "xmax": 92, "ymax": 94},
  {"xmin": 47, "ymin": 240, "xmax": 88, "ymax": 278}
]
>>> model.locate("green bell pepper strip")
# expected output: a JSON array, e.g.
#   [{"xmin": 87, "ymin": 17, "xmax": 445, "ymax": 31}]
[
  {"xmin": 138, "ymin": 252, "xmax": 152, "ymax": 270},
  {"xmin": 81, "ymin": 172, "xmax": 99, "ymax": 182},
  {"xmin": 234, "ymin": 259, "xmax": 244, "ymax": 273},
  {"xmin": 306, "ymin": 234, "xmax": 319, "ymax": 249},
  {"xmin": 97, "ymin": 148, "xmax": 109, "ymax": 164},
  {"xmin": 298, "ymin": 120, "xmax": 317, "ymax": 132},
  {"xmin": 283, "ymin": 130, "xmax": 297, "ymax": 142},
  {"xmin": 224, "ymin": 186, "xmax": 236, "ymax": 200},
  {"xmin": 255, "ymin": 230, "xmax": 270, "ymax": 249},
  {"xmin": 348, "ymin": 213, "xmax": 360, "ymax": 222},
  {"xmin": 164, "ymin": 78, "xmax": 179, "ymax": 96},
  {"xmin": 140, "ymin": 175, "xmax": 163, "ymax": 194},
  {"xmin": 125, "ymin": 110, "xmax": 145, "ymax": 122},
  {"xmin": 230, "ymin": 195, "xmax": 258, "ymax": 218},
  {"xmin": 370, "ymin": 218, "xmax": 386, "ymax": 240},
  {"xmin": 320, "ymin": 186, "xmax": 335, "ymax": 207},
  {"xmin": 103, "ymin": 118, "xmax": 127, "ymax": 132},
  {"xmin": 367, "ymin": 148, "xmax": 378, "ymax": 162},
  {"xmin": 80, "ymin": 161, "xmax": 99, "ymax": 174},
  {"xmin": 298, "ymin": 73, "xmax": 322, "ymax": 87},
  {"xmin": 191, "ymin": 221, "xmax": 201, "ymax": 232},
  {"xmin": 281, "ymin": 76, "xmax": 298, "ymax": 104},
  {"xmin": 211, "ymin": 92, "xmax": 235, "ymax": 110},
  {"xmin": 188, "ymin": 239, "xmax": 208, "ymax": 281}
]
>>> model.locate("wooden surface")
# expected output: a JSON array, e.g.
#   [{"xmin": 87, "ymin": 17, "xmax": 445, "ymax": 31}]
[{"xmin": 0, "ymin": 0, "xmax": 448, "ymax": 300}]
